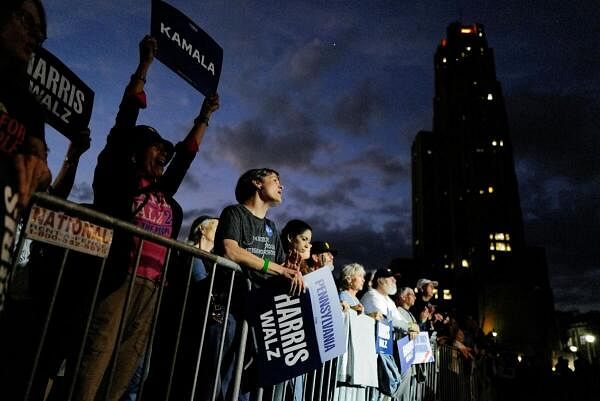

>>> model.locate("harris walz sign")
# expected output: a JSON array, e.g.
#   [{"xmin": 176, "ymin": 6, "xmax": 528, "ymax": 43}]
[
  {"xmin": 27, "ymin": 47, "xmax": 94, "ymax": 140},
  {"xmin": 248, "ymin": 268, "xmax": 346, "ymax": 386},
  {"xmin": 151, "ymin": 0, "xmax": 223, "ymax": 96}
]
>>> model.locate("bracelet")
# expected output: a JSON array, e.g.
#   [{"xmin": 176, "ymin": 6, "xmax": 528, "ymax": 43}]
[
  {"xmin": 131, "ymin": 74, "xmax": 146, "ymax": 83},
  {"xmin": 194, "ymin": 115, "xmax": 210, "ymax": 126},
  {"xmin": 261, "ymin": 258, "xmax": 270, "ymax": 273}
]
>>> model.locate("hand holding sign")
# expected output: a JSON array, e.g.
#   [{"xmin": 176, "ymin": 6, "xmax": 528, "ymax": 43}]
[{"xmin": 139, "ymin": 35, "xmax": 158, "ymax": 65}]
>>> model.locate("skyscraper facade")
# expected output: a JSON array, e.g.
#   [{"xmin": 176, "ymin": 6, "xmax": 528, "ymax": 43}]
[{"xmin": 412, "ymin": 23, "xmax": 555, "ymax": 357}]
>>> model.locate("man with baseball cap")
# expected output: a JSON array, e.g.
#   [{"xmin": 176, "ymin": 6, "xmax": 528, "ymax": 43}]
[
  {"xmin": 308, "ymin": 241, "xmax": 338, "ymax": 272},
  {"xmin": 411, "ymin": 278, "xmax": 443, "ymax": 330},
  {"xmin": 360, "ymin": 268, "xmax": 404, "ymax": 328}
]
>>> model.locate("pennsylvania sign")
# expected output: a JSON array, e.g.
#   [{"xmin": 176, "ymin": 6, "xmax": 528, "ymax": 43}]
[
  {"xmin": 27, "ymin": 47, "xmax": 94, "ymax": 140},
  {"xmin": 248, "ymin": 268, "xmax": 346, "ymax": 386},
  {"xmin": 151, "ymin": 0, "xmax": 223, "ymax": 96}
]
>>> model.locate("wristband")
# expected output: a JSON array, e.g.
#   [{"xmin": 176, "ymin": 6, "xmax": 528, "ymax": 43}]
[
  {"xmin": 131, "ymin": 74, "xmax": 146, "ymax": 83},
  {"xmin": 194, "ymin": 115, "xmax": 210, "ymax": 126},
  {"xmin": 261, "ymin": 258, "xmax": 270, "ymax": 273}
]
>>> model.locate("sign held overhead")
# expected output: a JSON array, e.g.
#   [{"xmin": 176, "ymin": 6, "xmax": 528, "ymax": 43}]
[{"xmin": 151, "ymin": 0, "xmax": 223, "ymax": 96}]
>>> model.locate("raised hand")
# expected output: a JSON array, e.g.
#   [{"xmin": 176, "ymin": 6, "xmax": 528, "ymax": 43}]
[{"xmin": 139, "ymin": 35, "xmax": 158, "ymax": 65}]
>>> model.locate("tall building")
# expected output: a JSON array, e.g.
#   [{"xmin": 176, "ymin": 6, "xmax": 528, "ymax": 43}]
[{"xmin": 412, "ymin": 22, "xmax": 556, "ymax": 358}]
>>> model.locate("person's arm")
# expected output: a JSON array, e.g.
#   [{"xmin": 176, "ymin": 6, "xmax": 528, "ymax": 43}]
[
  {"xmin": 161, "ymin": 94, "xmax": 219, "ymax": 195},
  {"xmin": 112, "ymin": 35, "xmax": 156, "ymax": 131},
  {"xmin": 50, "ymin": 128, "xmax": 91, "ymax": 198},
  {"xmin": 14, "ymin": 136, "xmax": 51, "ymax": 208},
  {"xmin": 222, "ymin": 238, "xmax": 304, "ymax": 295}
]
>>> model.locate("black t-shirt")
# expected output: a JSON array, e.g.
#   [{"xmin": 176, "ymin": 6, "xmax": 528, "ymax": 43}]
[
  {"xmin": 0, "ymin": 77, "xmax": 46, "ymax": 158},
  {"xmin": 214, "ymin": 204, "xmax": 285, "ymax": 288}
]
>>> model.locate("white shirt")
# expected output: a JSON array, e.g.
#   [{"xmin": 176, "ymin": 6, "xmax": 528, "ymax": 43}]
[{"xmin": 360, "ymin": 288, "xmax": 403, "ymax": 329}]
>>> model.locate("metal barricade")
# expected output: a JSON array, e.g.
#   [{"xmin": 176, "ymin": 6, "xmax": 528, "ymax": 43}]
[{"xmin": 1, "ymin": 193, "xmax": 242, "ymax": 401}]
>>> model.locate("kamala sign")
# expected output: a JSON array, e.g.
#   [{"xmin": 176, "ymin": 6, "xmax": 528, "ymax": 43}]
[
  {"xmin": 151, "ymin": 0, "xmax": 223, "ymax": 96},
  {"xmin": 27, "ymin": 47, "xmax": 94, "ymax": 140},
  {"xmin": 248, "ymin": 268, "xmax": 346, "ymax": 386}
]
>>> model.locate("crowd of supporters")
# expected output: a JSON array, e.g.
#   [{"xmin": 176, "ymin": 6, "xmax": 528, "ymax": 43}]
[{"xmin": 3, "ymin": 3, "xmax": 595, "ymax": 401}]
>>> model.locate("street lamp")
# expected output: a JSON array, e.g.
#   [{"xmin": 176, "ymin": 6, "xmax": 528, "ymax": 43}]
[
  {"xmin": 584, "ymin": 334, "xmax": 596, "ymax": 344},
  {"xmin": 569, "ymin": 345, "xmax": 578, "ymax": 353}
]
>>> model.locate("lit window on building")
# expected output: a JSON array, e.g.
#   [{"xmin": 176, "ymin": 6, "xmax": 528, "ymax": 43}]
[
  {"xmin": 443, "ymin": 289, "xmax": 453, "ymax": 300},
  {"xmin": 490, "ymin": 232, "xmax": 512, "ymax": 253},
  {"xmin": 488, "ymin": 186, "xmax": 494, "ymax": 193},
  {"xmin": 487, "ymin": 93, "xmax": 494, "ymax": 100},
  {"xmin": 500, "ymin": 140, "xmax": 504, "ymax": 147},
  {"xmin": 442, "ymin": 57, "xmax": 447, "ymax": 63},
  {"xmin": 433, "ymin": 289, "xmax": 439, "ymax": 299},
  {"xmin": 461, "ymin": 259, "xmax": 469, "ymax": 268},
  {"xmin": 466, "ymin": 46, "xmax": 471, "ymax": 51},
  {"xmin": 479, "ymin": 189, "xmax": 485, "ymax": 195},
  {"xmin": 478, "ymin": 33, "xmax": 483, "ymax": 37},
  {"xmin": 444, "ymin": 264, "xmax": 449, "ymax": 269},
  {"xmin": 461, "ymin": 27, "xmax": 472, "ymax": 34},
  {"xmin": 492, "ymin": 140, "xmax": 497, "ymax": 146},
  {"xmin": 491, "ymin": 254, "xmax": 496, "ymax": 261}
]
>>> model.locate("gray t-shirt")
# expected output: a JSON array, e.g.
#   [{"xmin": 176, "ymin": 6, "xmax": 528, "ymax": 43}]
[{"xmin": 214, "ymin": 204, "xmax": 285, "ymax": 287}]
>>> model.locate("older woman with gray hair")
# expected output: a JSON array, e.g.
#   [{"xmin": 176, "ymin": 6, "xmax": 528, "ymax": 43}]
[{"xmin": 339, "ymin": 263, "xmax": 367, "ymax": 314}]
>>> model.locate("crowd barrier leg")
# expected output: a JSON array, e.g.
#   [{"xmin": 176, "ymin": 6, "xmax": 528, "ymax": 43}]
[
  {"xmin": 59, "ymin": 256, "xmax": 107, "ymax": 401},
  {"xmin": 23, "ymin": 248, "xmax": 70, "ymax": 401}
]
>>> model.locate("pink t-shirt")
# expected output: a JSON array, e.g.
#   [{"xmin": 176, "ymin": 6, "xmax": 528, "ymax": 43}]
[{"xmin": 130, "ymin": 178, "xmax": 173, "ymax": 281}]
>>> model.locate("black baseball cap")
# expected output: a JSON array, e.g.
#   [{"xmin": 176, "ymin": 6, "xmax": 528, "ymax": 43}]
[
  {"xmin": 310, "ymin": 241, "xmax": 338, "ymax": 256},
  {"xmin": 373, "ymin": 268, "xmax": 399, "ymax": 283},
  {"xmin": 132, "ymin": 125, "xmax": 175, "ymax": 162}
]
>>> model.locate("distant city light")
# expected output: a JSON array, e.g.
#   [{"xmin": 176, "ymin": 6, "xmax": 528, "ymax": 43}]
[
  {"xmin": 492, "ymin": 140, "xmax": 497, "ymax": 146},
  {"xmin": 585, "ymin": 334, "xmax": 596, "ymax": 343},
  {"xmin": 461, "ymin": 259, "xmax": 469, "ymax": 268},
  {"xmin": 517, "ymin": 355, "xmax": 523, "ymax": 363},
  {"xmin": 487, "ymin": 93, "xmax": 494, "ymax": 100},
  {"xmin": 442, "ymin": 57, "xmax": 447, "ymax": 63},
  {"xmin": 492, "ymin": 331, "xmax": 498, "ymax": 337},
  {"xmin": 488, "ymin": 186, "xmax": 494, "ymax": 193}
]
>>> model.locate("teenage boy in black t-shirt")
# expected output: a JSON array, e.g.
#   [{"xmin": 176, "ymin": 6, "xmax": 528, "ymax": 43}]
[{"xmin": 206, "ymin": 168, "xmax": 303, "ymax": 401}]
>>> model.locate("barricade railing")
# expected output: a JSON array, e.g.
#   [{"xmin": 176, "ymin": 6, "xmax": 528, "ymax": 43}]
[
  {"xmin": 3, "ymin": 193, "xmax": 243, "ymax": 401},
  {"xmin": 4, "ymin": 193, "xmax": 491, "ymax": 401}
]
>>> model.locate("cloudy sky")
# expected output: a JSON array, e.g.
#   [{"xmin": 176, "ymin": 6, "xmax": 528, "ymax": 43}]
[{"xmin": 41, "ymin": 0, "xmax": 599, "ymax": 311}]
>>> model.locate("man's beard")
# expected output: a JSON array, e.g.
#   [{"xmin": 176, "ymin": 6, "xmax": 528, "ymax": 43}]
[{"xmin": 385, "ymin": 282, "xmax": 397, "ymax": 296}]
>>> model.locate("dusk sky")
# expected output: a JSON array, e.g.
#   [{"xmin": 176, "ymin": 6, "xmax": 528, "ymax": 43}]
[{"xmin": 40, "ymin": 0, "xmax": 599, "ymax": 312}]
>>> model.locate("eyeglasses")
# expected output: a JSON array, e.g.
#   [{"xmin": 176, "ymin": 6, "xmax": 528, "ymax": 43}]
[{"xmin": 14, "ymin": 9, "xmax": 46, "ymax": 45}]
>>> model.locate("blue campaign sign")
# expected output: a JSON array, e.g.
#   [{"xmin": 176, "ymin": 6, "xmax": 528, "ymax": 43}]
[
  {"xmin": 151, "ymin": 0, "xmax": 223, "ymax": 96},
  {"xmin": 247, "ymin": 284, "xmax": 322, "ymax": 386},
  {"xmin": 375, "ymin": 319, "xmax": 394, "ymax": 355},
  {"xmin": 26, "ymin": 47, "xmax": 94, "ymax": 140},
  {"xmin": 397, "ymin": 336, "xmax": 415, "ymax": 374}
]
